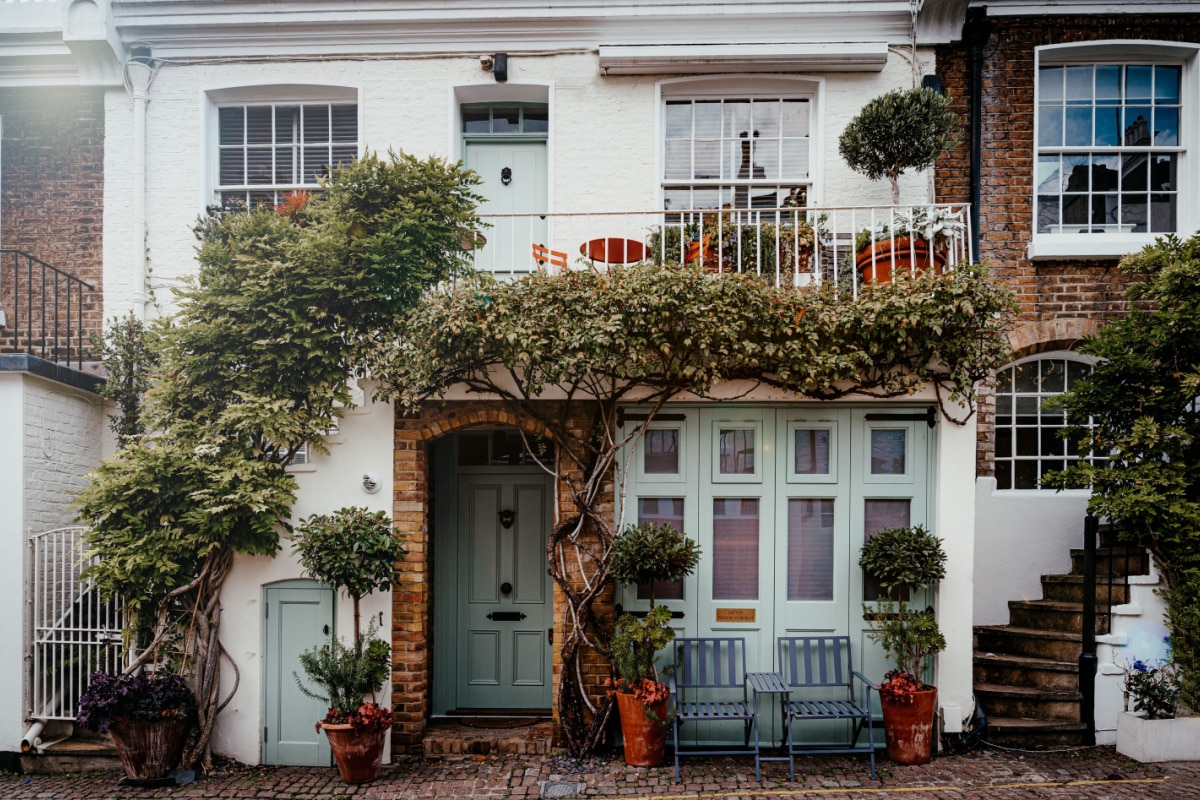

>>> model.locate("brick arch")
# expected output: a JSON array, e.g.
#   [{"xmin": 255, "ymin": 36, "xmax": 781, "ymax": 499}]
[
  {"xmin": 388, "ymin": 402, "xmax": 557, "ymax": 754},
  {"xmin": 1004, "ymin": 318, "xmax": 1105, "ymax": 362}
]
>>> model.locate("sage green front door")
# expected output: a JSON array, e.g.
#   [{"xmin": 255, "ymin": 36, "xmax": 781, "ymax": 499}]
[
  {"xmin": 263, "ymin": 581, "xmax": 333, "ymax": 766},
  {"xmin": 459, "ymin": 474, "xmax": 553, "ymax": 709},
  {"xmin": 465, "ymin": 140, "xmax": 548, "ymax": 274}
]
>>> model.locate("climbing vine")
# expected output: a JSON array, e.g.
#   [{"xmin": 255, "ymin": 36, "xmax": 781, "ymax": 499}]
[{"xmin": 380, "ymin": 260, "xmax": 1014, "ymax": 754}]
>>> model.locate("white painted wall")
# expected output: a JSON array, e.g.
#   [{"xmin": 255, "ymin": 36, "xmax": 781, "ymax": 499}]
[
  {"xmin": 973, "ymin": 478, "xmax": 1092, "ymax": 626},
  {"xmin": 210, "ymin": 389, "xmax": 395, "ymax": 765},
  {"xmin": 3, "ymin": 372, "xmax": 105, "ymax": 752},
  {"xmin": 933, "ymin": 405, "xmax": 978, "ymax": 733},
  {"xmin": 101, "ymin": 49, "xmax": 932, "ymax": 319}
]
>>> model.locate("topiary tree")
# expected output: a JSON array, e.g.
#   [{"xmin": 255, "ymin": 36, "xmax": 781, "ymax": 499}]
[
  {"xmin": 73, "ymin": 150, "xmax": 482, "ymax": 771},
  {"xmin": 839, "ymin": 87, "xmax": 962, "ymax": 205},
  {"xmin": 608, "ymin": 522, "xmax": 701, "ymax": 608},
  {"xmin": 1044, "ymin": 233, "xmax": 1200, "ymax": 712}
]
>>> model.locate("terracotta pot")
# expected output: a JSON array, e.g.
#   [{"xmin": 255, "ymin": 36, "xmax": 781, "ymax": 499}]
[
  {"xmin": 108, "ymin": 718, "xmax": 188, "ymax": 780},
  {"xmin": 880, "ymin": 686, "xmax": 938, "ymax": 765},
  {"xmin": 615, "ymin": 690, "xmax": 668, "ymax": 767},
  {"xmin": 321, "ymin": 723, "xmax": 387, "ymax": 784},
  {"xmin": 855, "ymin": 237, "xmax": 947, "ymax": 284}
]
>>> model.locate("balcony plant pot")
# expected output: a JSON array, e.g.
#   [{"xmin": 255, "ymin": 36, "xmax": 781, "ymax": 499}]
[
  {"xmin": 855, "ymin": 237, "xmax": 947, "ymax": 284},
  {"xmin": 615, "ymin": 690, "xmax": 669, "ymax": 767},
  {"xmin": 879, "ymin": 686, "xmax": 937, "ymax": 765},
  {"xmin": 321, "ymin": 723, "xmax": 387, "ymax": 783},
  {"xmin": 1116, "ymin": 711, "xmax": 1200, "ymax": 763},
  {"xmin": 109, "ymin": 717, "xmax": 189, "ymax": 781}
]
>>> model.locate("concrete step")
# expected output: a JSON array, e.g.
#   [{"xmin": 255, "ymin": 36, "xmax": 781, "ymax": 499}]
[
  {"xmin": 1069, "ymin": 548, "xmax": 1150, "ymax": 578},
  {"xmin": 973, "ymin": 652, "xmax": 1078, "ymax": 692},
  {"xmin": 1007, "ymin": 600, "xmax": 1110, "ymax": 634},
  {"xmin": 984, "ymin": 716, "xmax": 1088, "ymax": 746},
  {"xmin": 1040, "ymin": 574, "xmax": 1130, "ymax": 605},
  {"xmin": 974, "ymin": 625, "xmax": 1082, "ymax": 662},
  {"xmin": 974, "ymin": 682, "xmax": 1081, "ymax": 721}
]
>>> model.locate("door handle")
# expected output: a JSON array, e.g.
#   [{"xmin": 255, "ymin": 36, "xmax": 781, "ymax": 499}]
[{"xmin": 323, "ymin": 624, "xmax": 330, "ymax": 636}]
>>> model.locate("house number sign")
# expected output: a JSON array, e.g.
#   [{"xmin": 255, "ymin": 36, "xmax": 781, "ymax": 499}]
[{"xmin": 715, "ymin": 608, "xmax": 756, "ymax": 623}]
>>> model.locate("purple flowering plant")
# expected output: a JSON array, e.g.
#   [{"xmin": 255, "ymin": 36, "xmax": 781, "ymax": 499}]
[{"xmin": 76, "ymin": 671, "xmax": 197, "ymax": 733}]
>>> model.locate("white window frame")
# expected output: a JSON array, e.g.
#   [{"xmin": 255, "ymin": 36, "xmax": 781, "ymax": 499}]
[
  {"xmin": 203, "ymin": 84, "xmax": 360, "ymax": 210},
  {"xmin": 656, "ymin": 75, "xmax": 824, "ymax": 212},
  {"xmin": 1029, "ymin": 41, "xmax": 1199, "ymax": 261},
  {"xmin": 992, "ymin": 351, "xmax": 1099, "ymax": 492}
]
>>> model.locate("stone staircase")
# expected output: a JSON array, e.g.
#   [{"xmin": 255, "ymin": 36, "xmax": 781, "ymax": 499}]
[{"xmin": 973, "ymin": 539, "xmax": 1149, "ymax": 744}]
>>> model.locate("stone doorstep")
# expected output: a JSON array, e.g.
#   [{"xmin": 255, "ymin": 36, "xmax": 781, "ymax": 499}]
[{"xmin": 422, "ymin": 718, "xmax": 555, "ymax": 757}]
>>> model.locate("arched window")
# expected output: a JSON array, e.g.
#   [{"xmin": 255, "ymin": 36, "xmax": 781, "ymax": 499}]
[{"xmin": 993, "ymin": 353, "xmax": 1100, "ymax": 490}]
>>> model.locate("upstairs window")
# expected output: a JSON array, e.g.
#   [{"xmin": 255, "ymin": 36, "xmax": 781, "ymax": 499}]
[
  {"xmin": 217, "ymin": 102, "xmax": 357, "ymax": 209},
  {"xmin": 663, "ymin": 97, "xmax": 811, "ymax": 211}
]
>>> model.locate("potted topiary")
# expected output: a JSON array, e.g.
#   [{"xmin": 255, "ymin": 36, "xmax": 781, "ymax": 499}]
[
  {"xmin": 607, "ymin": 521, "xmax": 701, "ymax": 766},
  {"xmin": 292, "ymin": 506, "xmax": 405, "ymax": 784},
  {"xmin": 838, "ymin": 87, "xmax": 962, "ymax": 283},
  {"xmin": 858, "ymin": 525, "xmax": 947, "ymax": 765},
  {"xmin": 76, "ymin": 671, "xmax": 197, "ymax": 782}
]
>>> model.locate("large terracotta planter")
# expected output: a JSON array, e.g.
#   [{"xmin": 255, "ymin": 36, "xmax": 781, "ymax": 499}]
[
  {"xmin": 321, "ymin": 723, "xmax": 387, "ymax": 784},
  {"xmin": 615, "ymin": 691, "xmax": 668, "ymax": 767},
  {"xmin": 880, "ymin": 687, "xmax": 938, "ymax": 765},
  {"xmin": 108, "ymin": 718, "xmax": 188, "ymax": 780},
  {"xmin": 856, "ymin": 237, "xmax": 947, "ymax": 284}
]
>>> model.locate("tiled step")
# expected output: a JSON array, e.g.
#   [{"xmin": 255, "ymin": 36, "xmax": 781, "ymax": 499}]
[
  {"xmin": 1069, "ymin": 548, "xmax": 1150, "ymax": 578},
  {"xmin": 974, "ymin": 625, "xmax": 1082, "ymax": 662},
  {"xmin": 1006, "ymin": 600, "xmax": 1110, "ymax": 634},
  {"xmin": 984, "ymin": 716, "xmax": 1087, "ymax": 746},
  {"xmin": 974, "ymin": 682, "xmax": 1081, "ymax": 721},
  {"xmin": 973, "ymin": 652, "xmax": 1078, "ymax": 692},
  {"xmin": 1040, "ymin": 574, "xmax": 1130, "ymax": 605}
]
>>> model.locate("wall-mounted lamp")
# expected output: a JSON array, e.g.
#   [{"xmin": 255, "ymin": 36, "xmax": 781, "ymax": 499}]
[
  {"xmin": 361, "ymin": 472, "xmax": 381, "ymax": 494},
  {"xmin": 493, "ymin": 53, "xmax": 508, "ymax": 83}
]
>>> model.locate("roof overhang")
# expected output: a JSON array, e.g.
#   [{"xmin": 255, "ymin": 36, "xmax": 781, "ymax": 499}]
[{"xmin": 598, "ymin": 42, "xmax": 890, "ymax": 75}]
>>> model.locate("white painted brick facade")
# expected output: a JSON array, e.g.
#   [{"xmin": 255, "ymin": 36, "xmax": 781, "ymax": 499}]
[{"xmin": 21, "ymin": 377, "xmax": 105, "ymax": 533}]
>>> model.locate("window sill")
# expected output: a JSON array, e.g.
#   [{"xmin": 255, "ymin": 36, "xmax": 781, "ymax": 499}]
[{"xmin": 1027, "ymin": 234, "xmax": 1159, "ymax": 261}]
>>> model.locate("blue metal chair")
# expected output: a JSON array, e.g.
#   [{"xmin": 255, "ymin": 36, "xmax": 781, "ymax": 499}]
[
  {"xmin": 777, "ymin": 636, "xmax": 877, "ymax": 780},
  {"xmin": 669, "ymin": 637, "xmax": 759, "ymax": 782}
]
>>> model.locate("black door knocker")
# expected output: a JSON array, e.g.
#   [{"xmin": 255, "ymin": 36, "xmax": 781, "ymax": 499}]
[
  {"xmin": 499, "ymin": 509, "xmax": 515, "ymax": 528},
  {"xmin": 501, "ymin": 166, "xmax": 512, "ymax": 185}
]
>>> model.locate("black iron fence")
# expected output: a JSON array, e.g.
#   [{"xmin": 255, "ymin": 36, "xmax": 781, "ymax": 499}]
[{"xmin": 0, "ymin": 249, "xmax": 96, "ymax": 369}]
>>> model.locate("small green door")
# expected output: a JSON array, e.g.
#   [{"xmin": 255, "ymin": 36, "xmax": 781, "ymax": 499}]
[
  {"xmin": 465, "ymin": 141, "xmax": 548, "ymax": 273},
  {"xmin": 459, "ymin": 474, "xmax": 553, "ymax": 709},
  {"xmin": 263, "ymin": 581, "xmax": 333, "ymax": 766}
]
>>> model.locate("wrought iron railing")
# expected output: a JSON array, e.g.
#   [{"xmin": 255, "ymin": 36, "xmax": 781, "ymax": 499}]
[
  {"xmin": 0, "ymin": 249, "xmax": 96, "ymax": 369},
  {"xmin": 470, "ymin": 203, "xmax": 973, "ymax": 297}
]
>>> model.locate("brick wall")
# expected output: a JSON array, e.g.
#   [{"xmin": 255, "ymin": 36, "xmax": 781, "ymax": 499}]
[
  {"xmin": 390, "ymin": 400, "xmax": 613, "ymax": 754},
  {"xmin": 935, "ymin": 16, "xmax": 1200, "ymax": 475},
  {"xmin": 0, "ymin": 87, "xmax": 105, "ymax": 347}
]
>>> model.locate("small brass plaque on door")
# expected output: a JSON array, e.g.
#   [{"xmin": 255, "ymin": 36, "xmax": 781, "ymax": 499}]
[{"xmin": 715, "ymin": 608, "xmax": 756, "ymax": 623}]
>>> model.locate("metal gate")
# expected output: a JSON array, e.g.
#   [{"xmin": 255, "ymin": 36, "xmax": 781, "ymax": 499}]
[{"xmin": 27, "ymin": 527, "xmax": 126, "ymax": 722}]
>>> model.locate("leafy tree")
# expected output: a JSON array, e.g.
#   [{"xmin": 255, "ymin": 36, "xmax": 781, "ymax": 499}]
[
  {"xmin": 95, "ymin": 313, "xmax": 159, "ymax": 444},
  {"xmin": 1045, "ymin": 233, "xmax": 1200, "ymax": 711},
  {"xmin": 73, "ymin": 151, "xmax": 482, "ymax": 771},
  {"xmin": 379, "ymin": 260, "xmax": 1013, "ymax": 753}
]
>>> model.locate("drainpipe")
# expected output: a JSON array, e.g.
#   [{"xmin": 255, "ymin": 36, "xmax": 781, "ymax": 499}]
[
  {"xmin": 20, "ymin": 720, "xmax": 45, "ymax": 752},
  {"xmin": 125, "ymin": 53, "xmax": 155, "ymax": 322},
  {"xmin": 963, "ymin": 8, "xmax": 990, "ymax": 260}
]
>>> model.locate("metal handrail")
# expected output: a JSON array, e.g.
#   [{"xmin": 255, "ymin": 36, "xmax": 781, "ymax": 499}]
[{"xmin": 0, "ymin": 249, "xmax": 97, "ymax": 369}]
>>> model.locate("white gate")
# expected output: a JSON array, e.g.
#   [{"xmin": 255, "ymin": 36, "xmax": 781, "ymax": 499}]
[{"xmin": 27, "ymin": 527, "xmax": 126, "ymax": 722}]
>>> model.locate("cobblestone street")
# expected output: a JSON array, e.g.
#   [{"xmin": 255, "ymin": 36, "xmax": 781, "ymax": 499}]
[{"xmin": 4, "ymin": 746, "xmax": 1198, "ymax": 800}]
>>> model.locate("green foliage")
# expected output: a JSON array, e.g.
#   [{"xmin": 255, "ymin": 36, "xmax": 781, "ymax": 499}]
[
  {"xmin": 839, "ymin": 87, "xmax": 963, "ymax": 205},
  {"xmin": 608, "ymin": 523, "xmax": 701, "ymax": 607},
  {"xmin": 74, "ymin": 439, "xmax": 295, "ymax": 632},
  {"xmin": 383, "ymin": 261, "xmax": 1013, "ymax": 422},
  {"xmin": 859, "ymin": 526, "xmax": 948, "ymax": 683},
  {"xmin": 1124, "ymin": 654, "xmax": 1179, "ymax": 720},
  {"xmin": 1043, "ymin": 233, "xmax": 1200, "ymax": 711},
  {"xmin": 292, "ymin": 507, "xmax": 405, "ymax": 642},
  {"xmin": 296, "ymin": 621, "xmax": 391, "ymax": 718},
  {"xmin": 858, "ymin": 525, "xmax": 946, "ymax": 595},
  {"xmin": 96, "ymin": 313, "xmax": 159, "ymax": 445},
  {"xmin": 610, "ymin": 605, "xmax": 676, "ymax": 688}
]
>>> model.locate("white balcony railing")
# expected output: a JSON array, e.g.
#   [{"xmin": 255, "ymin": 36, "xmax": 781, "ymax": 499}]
[{"xmin": 469, "ymin": 204, "xmax": 973, "ymax": 296}]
